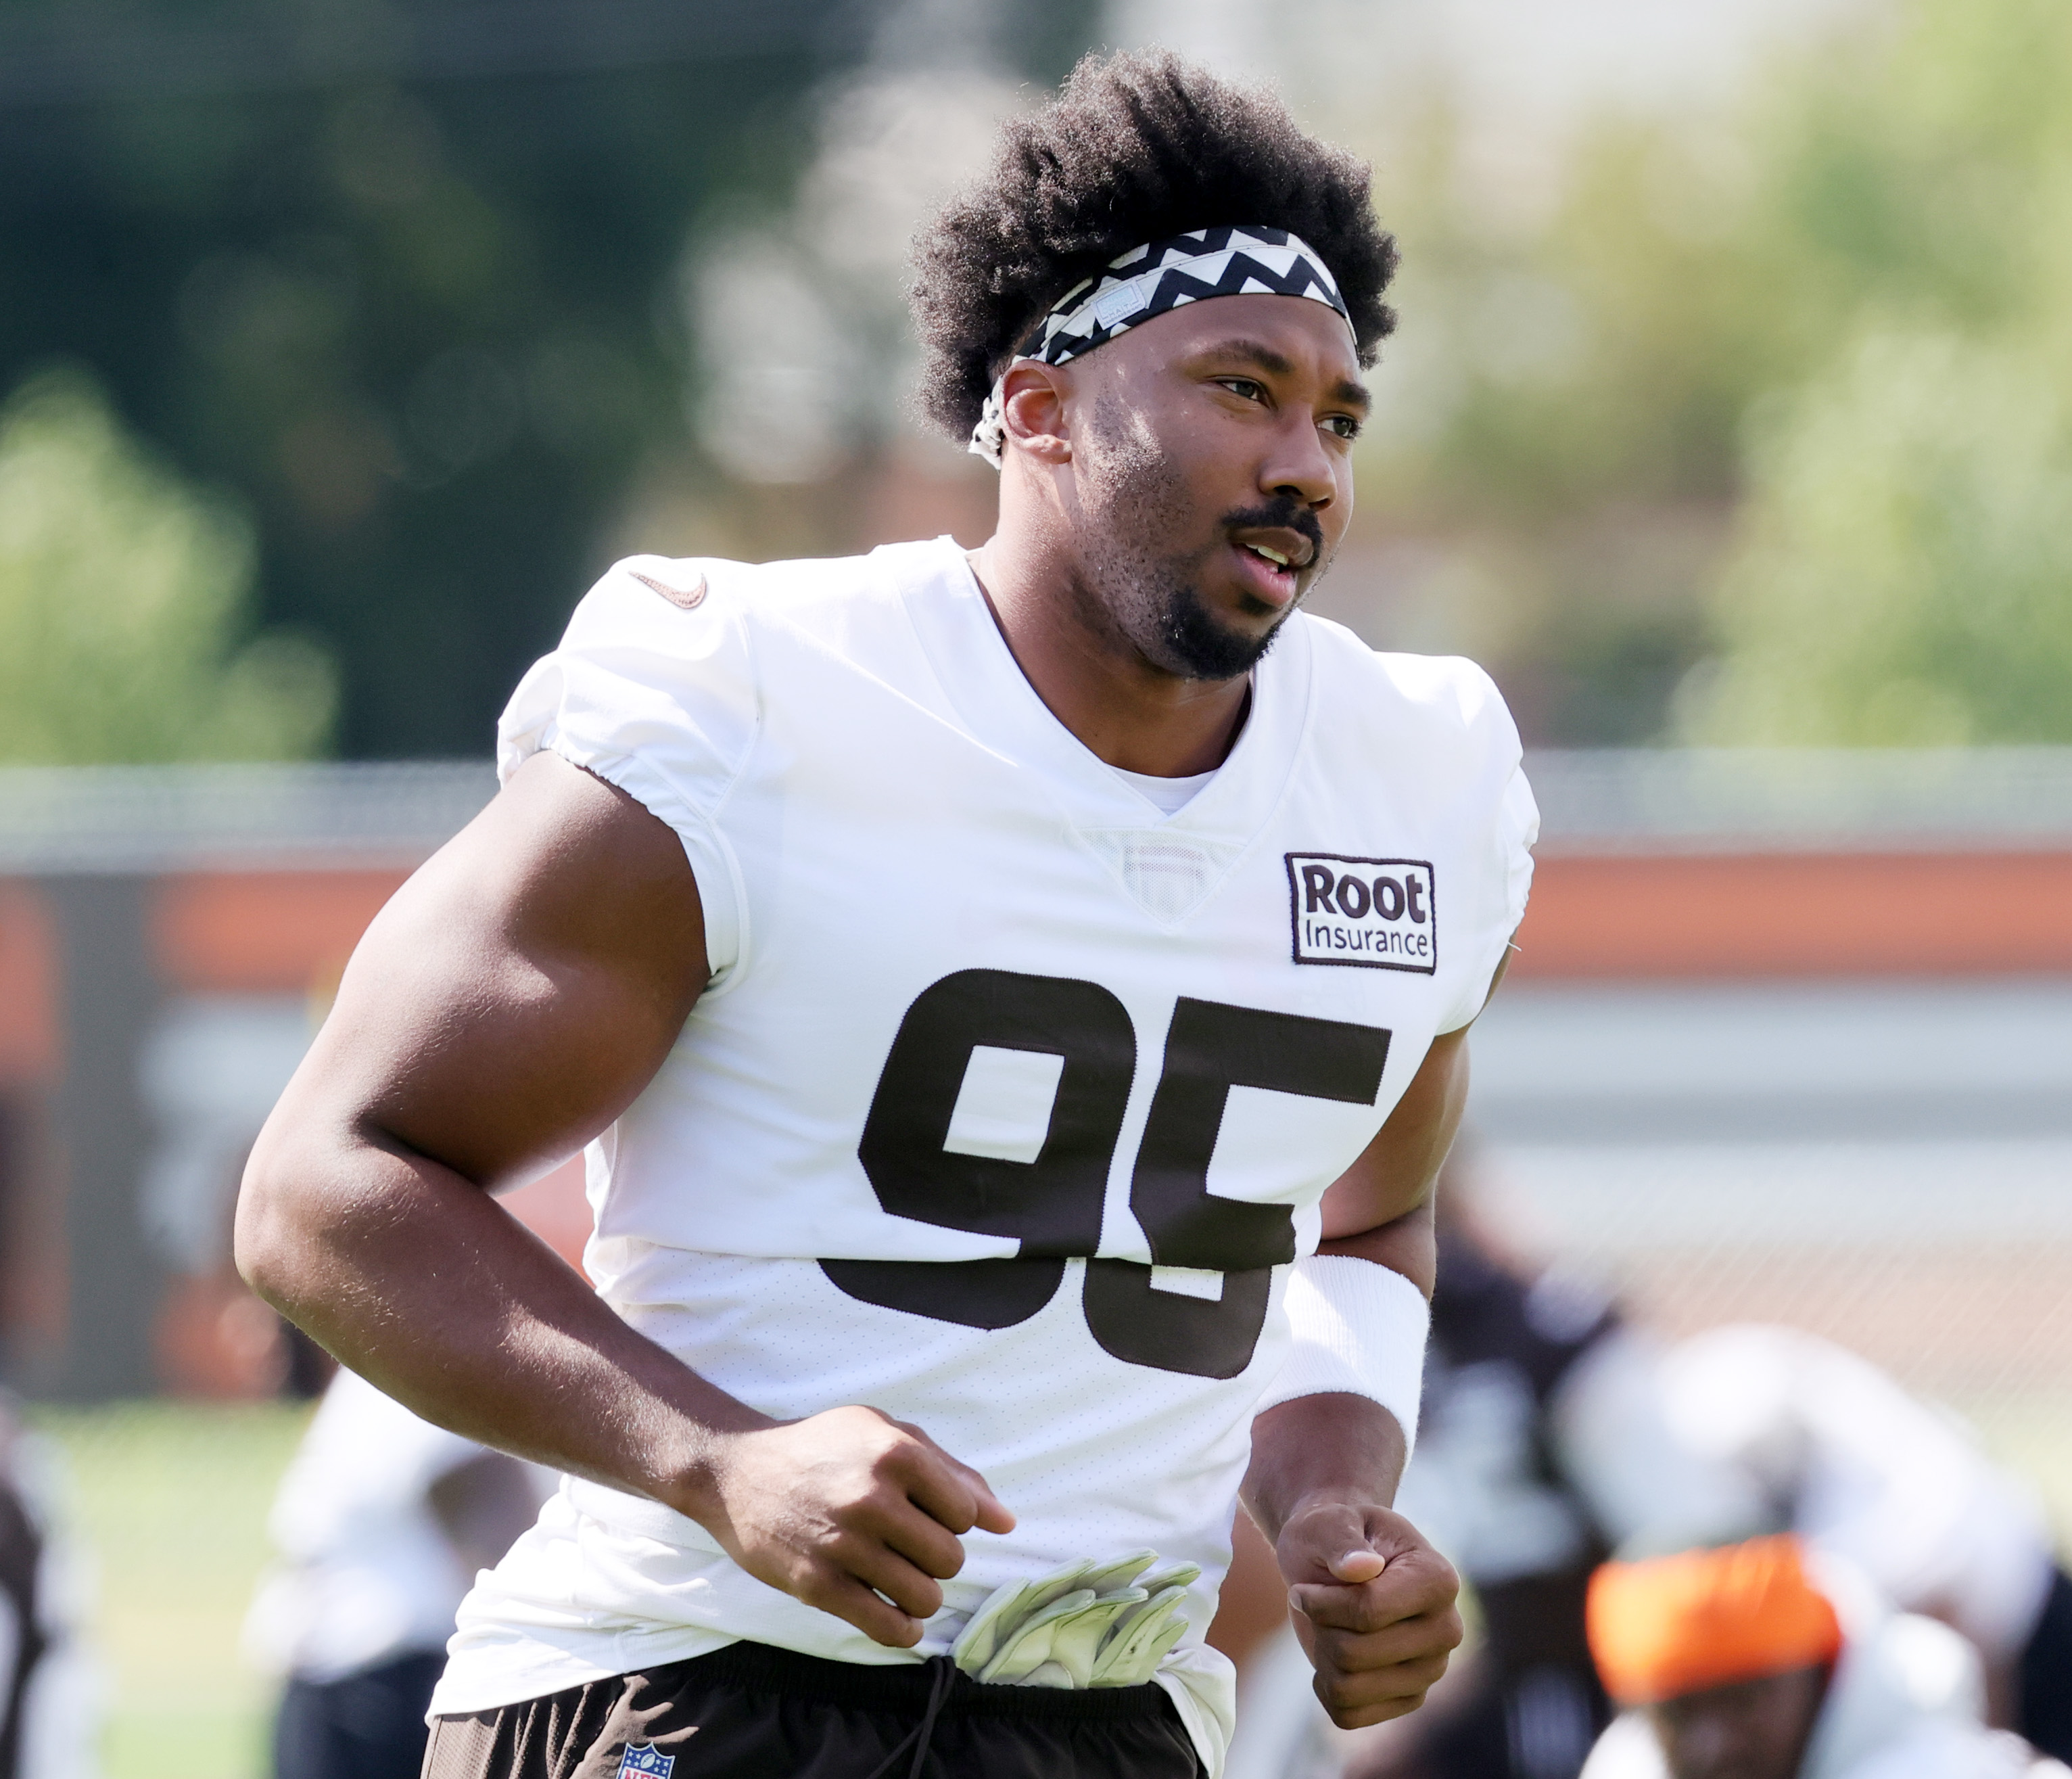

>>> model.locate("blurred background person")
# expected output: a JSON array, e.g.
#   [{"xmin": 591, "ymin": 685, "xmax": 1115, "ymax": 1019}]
[
  {"xmin": 1334, "ymin": 1148, "xmax": 1752, "ymax": 1779},
  {"xmin": 1651, "ymin": 1326, "xmax": 2072, "ymax": 1760},
  {"xmin": 1354, "ymin": 1156, "xmax": 2072, "ymax": 1779},
  {"xmin": 242, "ymin": 1168, "xmax": 582, "ymax": 1779},
  {"xmin": 1579, "ymin": 1534, "xmax": 2061, "ymax": 1779},
  {"xmin": 243, "ymin": 1359, "xmax": 550, "ymax": 1779},
  {"xmin": 0, "ymin": 1398, "xmax": 98, "ymax": 1779},
  {"xmin": 1233, "ymin": 1146, "xmax": 2072, "ymax": 1779}
]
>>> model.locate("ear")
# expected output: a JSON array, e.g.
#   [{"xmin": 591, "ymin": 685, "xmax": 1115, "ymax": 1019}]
[{"xmin": 999, "ymin": 361, "xmax": 1072, "ymax": 465}]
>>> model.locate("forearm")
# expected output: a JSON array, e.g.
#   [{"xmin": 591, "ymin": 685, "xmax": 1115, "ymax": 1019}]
[
  {"xmin": 1245, "ymin": 1204, "xmax": 1436, "ymax": 1540},
  {"xmin": 1242, "ymin": 1384, "xmax": 1461, "ymax": 1730},
  {"xmin": 237, "ymin": 1122, "xmax": 770, "ymax": 1522},
  {"xmin": 1242, "ymin": 1390, "xmax": 1409, "ymax": 1544}
]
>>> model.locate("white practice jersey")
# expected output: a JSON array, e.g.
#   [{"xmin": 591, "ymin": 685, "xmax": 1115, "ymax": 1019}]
[{"xmin": 433, "ymin": 536, "xmax": 1536, "ymax": 1765}]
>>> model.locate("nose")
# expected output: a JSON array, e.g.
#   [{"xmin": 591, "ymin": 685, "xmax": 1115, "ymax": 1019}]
[{"xmin": 1261, "ymin": 409, "xmax": 1338, "ymax": 512}]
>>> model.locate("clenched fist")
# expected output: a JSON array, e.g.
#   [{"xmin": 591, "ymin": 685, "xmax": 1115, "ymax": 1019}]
[
  {"xmin": 1278, "ymin": 1492, "xmax": 1463, "ymax": 1728},
  {"xmin": 694, "ymin": 1404, "xmax": 1016, "ymax": 1648}
]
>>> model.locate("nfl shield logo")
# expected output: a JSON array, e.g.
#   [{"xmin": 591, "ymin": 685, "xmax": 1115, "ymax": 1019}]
[{"xmin": 617, "ymin": 1745, "xmax": 674, "ymax": 1779}]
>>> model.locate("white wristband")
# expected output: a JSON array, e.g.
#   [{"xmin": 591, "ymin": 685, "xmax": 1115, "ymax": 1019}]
[{"xmin": 1254, "ymin": 1256, "xmax": 1431, "ymax": 1458}]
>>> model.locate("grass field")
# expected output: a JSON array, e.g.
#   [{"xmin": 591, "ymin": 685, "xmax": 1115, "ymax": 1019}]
[{"xmin": 32, "ymin": 1401, "xmax": 310, "ymax": 1779}]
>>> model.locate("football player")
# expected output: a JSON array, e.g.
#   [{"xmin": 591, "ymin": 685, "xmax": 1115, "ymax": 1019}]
[
  {"xmin": 1649, "ymin": 1325, "xmax": 2072, "ymax": 1758},
  {"xmin": 1580, "ymin": 1535, "xmax": 2065, "ymax": 1779},
  {"xmin": 237, "ymin": 50, "xmax": 1536, "ymax": 1779}
]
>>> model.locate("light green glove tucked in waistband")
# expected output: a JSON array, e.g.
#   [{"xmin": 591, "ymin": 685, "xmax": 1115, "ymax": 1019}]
[{"xmin": 950, "ymin": 1550, "xmax": 1202, "ymax": 1689}]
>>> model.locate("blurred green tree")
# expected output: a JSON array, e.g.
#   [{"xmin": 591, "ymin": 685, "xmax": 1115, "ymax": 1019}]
[
  {"xmin": 1674, "ymin": 0, "xmax": 2072, "ymax": 743},
  {"xmin": 0, "ymin": 368, "xmax": 335, "ymax": 762},
  {"xmin": 1689, "ymin": 329, "xmax": 2072, "ymax": 744},
  {"xmin": 1348, "ymin": 0, "xmax": 2072, "ymax": 744},
  {"xmin": 0, "ymin": 0, "xmax": 1100, "ymax": 758}
]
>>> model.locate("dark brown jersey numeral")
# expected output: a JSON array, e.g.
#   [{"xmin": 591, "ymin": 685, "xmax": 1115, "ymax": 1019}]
[{"xmin": 822, "ymin": 971, "xmax": 1389, "ymax": 1377}]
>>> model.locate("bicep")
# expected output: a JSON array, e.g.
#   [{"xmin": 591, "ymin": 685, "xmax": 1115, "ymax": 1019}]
[
  {"xmin": 1314, "ymin": 923, "xmax": 1517, "ymax": 1253},
  {"xmin": 264, "ymin": 752, "xmax": 709, "ymax": 1189},
  {"xmin": 1313, "ymin": 1028, "xmax": 1470, "ymax": 1285}
]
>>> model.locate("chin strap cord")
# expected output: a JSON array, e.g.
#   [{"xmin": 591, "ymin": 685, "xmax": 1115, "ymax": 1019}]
[{"xmin": 862, "ymin": 1654, "xmax": 957, "ymax": 1779}]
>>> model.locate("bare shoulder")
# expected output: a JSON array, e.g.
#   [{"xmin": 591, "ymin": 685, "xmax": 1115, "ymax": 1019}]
[
  {"xmin": 405, "ymin": 751, "xmax": 709, "ymax": 975},
  {"xmin": 275, "ymin": 750, "xmax": 709, "ymax": 1188}
]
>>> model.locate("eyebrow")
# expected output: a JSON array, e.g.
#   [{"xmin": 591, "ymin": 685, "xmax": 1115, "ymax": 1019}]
[{"xmin": 1199, "ymin": 336, "xmax": 1372, "ymax": 413}]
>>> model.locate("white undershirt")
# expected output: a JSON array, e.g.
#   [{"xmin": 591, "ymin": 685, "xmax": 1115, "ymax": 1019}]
[{"xmin": 1109, "ymin": 764, "xmax": 1217, "ymax": 815}]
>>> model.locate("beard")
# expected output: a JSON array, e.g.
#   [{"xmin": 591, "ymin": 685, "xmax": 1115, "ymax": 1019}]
[
  {"xmin": 1072, "ymin": 395, "xmax": 1326, "ymax": 682},
  {"xmin": 1153, "ymin": 580, "xmax": 1277, "ymax": 680}
]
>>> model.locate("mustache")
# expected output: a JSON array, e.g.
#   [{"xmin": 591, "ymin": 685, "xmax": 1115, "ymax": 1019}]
[{"xmin": 1221, "ymin": 497, "xmax": 1325, "ymax": 564}]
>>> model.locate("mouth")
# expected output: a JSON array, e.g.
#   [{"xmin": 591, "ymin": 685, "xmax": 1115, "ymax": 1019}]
[{"xmin": 1228, "ymin": 536, "xmax": 1308, "ymax": 609}]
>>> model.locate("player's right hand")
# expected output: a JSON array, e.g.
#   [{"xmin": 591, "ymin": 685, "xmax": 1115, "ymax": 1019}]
[{"xmin": 697, "ymin": 1404, "xmax": 1016, "ymax": 1647}]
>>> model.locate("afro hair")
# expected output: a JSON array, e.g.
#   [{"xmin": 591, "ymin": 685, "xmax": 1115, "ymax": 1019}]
[{"xmin": 910, "ymin": 49, "xmax": 1398, "ymax": 444}]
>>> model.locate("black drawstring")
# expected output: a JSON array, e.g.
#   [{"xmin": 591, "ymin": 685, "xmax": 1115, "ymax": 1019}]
[{"xmin": 862, "ymin": 1655, "xmax": 957, "ymax": 1779}]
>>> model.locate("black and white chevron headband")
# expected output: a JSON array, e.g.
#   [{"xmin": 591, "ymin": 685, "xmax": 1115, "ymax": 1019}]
[{"xmin": 968, "ymin": 225, "xmax": 1351, "ymax": 467}]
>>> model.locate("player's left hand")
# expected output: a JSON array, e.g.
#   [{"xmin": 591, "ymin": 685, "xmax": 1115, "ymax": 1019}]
[{"xmin": 1277, "ymin": 1492, "xmax": 1462, "ymax": 1729}]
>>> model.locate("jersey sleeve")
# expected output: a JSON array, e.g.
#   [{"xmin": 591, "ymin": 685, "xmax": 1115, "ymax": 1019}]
[
  {"xmin": 496, "ymin": 554, "xmax": 758, "ymax": 986},
  {"xmin": 1439, "ymin": 668, "xmax": 1538, "ymax": 1033}
]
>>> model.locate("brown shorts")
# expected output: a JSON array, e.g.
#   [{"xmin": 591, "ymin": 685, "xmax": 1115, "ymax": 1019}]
[{"xmin": 423, "ymin": 1640, "xmax": 1204, "ymax": 1779}]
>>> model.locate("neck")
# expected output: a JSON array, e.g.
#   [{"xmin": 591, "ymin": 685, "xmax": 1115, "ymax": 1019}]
[{"xmin": 968, "ymin": 508, "xmax": 1252, "ymax": 780}]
